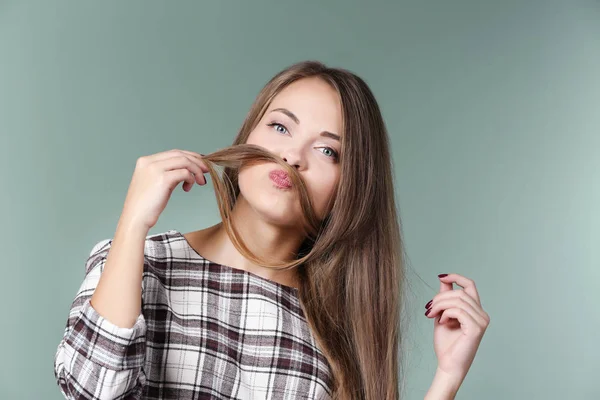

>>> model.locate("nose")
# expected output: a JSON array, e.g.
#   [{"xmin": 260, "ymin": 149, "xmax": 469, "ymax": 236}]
[{"xmin": 280, "ymin": 147, "xmax": 304, "ymax": 170}]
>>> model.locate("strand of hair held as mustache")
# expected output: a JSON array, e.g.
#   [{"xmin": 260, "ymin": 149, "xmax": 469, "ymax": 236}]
[{"xmin": 200, "ymin": 144, "xmax": 321, "ymax": 271}]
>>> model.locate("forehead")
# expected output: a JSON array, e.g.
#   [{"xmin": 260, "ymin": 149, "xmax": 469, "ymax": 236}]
[{"xmin": 267, "ymin": 77, "xmax": 343, "ymax": 134}]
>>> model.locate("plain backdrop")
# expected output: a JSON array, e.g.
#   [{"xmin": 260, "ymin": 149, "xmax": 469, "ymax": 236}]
[{"xmin": 0, "ymin": 1, "xmax": 598, "ymax": 399}]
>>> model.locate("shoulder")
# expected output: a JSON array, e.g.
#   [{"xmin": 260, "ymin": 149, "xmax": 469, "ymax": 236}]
[
  {"xmin": 143, "ymin": 229, "xmax": 184, "ymax": 258},
  {"xmin": 86, "ymin": 229, "xmax": 186, "ymax": 267}
]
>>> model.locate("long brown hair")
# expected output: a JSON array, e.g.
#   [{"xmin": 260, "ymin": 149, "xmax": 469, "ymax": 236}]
[{"xmin": 201, "ymin": 61, "xmax": 405, "ymax": 400}]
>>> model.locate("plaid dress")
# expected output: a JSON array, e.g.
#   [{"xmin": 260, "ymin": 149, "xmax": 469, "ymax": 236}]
[{"xmin": 54, "ymin": 230, "xmax": 333, "ymax": 399}]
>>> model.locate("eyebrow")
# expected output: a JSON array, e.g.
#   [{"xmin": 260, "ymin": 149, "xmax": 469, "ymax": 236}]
[{"xmin": 271, "ymin": 108, "xmax": 341, "ymax": 142}]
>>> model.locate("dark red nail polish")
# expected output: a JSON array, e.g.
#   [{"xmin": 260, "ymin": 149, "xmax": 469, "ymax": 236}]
[
  {"xmin": 425, "ymin": 308, "xmax": 432, "ymax": 316},
  {"xmin": 438, "ymin": 274, "xmax": 448, "ymax": 278},
  {"xmin": 425, "ymin": 300, "xmax": 432, "ymax": 309}
]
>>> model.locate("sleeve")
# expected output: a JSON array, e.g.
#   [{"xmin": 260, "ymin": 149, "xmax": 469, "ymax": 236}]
[{"xmin": 54, "ymin": 238, "xmax": 148, "ymax": 400}]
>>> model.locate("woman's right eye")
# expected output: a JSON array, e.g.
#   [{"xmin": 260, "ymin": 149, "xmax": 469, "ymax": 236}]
[{"xmin": 267, "ymin": 122, "xmax": 288, "ymax": 135}]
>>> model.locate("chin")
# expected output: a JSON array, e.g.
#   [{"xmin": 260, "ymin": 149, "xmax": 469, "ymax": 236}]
[
  {"xmin": 237, "ymin": 192, "xmax": 300, "ymax": 231},
  {"xmin": 249, "ymin": 190, "xmax": 303, "ymax": 228}
]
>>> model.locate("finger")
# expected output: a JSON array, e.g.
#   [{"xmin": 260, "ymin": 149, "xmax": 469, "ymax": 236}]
[
  {"xmin": 146, "ymin": 150, "xmax": 210, "ymax": 174},
  {"xmin": 177, "ymin": 150, "xmax": 210, "ymax": 173},
  {"xmin": 428, "ymin": 290, "xmax": 487, "ymax": 320},
  {"xmin": 436, "ymin": 307, "xmax": 486, "ymax": 336},
  {"xmin": 426, "ymin": 298, "xmax": 488, "ymax": 327},
  {"xmin": 155, "ymin": 155, "xmax": 207, "ymax": 185},
  {"xmin": 164, "ymin": 169, "xmax": 196, "ymax": 192},
  {"xmin": 438, "ymin": 273, "xmax": 481, "ymax": 305},
  {"xmin": 144, "ymin": 149, "xmax": 188, "ymax": 162},
  {"xmin": 439, "ymin": 274, "xmax": 453, "ymax": 293},
  {"xmin": 436, "ymin": 275, "xmax": 455, "ymax": 322}
]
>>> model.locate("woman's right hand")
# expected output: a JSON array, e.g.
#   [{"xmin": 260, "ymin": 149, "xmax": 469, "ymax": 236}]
[{"xmin": 120, "ymin": 149, "xmax": 209, "ymax": 230}]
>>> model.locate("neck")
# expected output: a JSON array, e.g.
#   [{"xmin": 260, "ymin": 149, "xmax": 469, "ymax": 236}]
[{"xmin": 193, "ymin": 197, "xmax": 306, "ymax": 289}]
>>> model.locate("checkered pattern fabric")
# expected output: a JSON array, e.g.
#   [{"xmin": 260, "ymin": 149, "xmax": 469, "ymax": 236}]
[{"xmin": 54, "ymin": 230, "xmax": 332, "ymax": 399}]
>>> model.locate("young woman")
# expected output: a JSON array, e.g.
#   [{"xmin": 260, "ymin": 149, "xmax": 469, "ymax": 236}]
[{"xmin": 54, "ymin": 61, "xmax": 490, "ymax": 400}]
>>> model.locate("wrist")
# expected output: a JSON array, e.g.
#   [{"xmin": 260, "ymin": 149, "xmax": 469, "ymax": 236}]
[
  {"xmin": 117, "ymin": 214, "xmax": 151, "ymax": 235},
  {"xmin": 424, "ymin": 367, "xmax": 463, "ymax": 400}
]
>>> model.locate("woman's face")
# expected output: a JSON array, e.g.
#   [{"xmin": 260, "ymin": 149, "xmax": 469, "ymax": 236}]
[{"xmin": 238, "ymin": 77, "xmax": 343, "ymax": 229}]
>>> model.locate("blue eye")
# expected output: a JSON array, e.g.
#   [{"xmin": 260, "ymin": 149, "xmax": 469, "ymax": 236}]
[
  {"xmin": 267, "ymin": 122, "xmax": 288, "ymax": 135},
  {"xmin": 319, "ymin": 147, "xmax": 339, "ymax": 160}
]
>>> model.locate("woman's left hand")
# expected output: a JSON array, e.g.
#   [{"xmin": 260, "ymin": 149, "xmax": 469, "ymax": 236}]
[{"xmin": 425, "ymin": 273, "xmax": 490, "ymax": 384}]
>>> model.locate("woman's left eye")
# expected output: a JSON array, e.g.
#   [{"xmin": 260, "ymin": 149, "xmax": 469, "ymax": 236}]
[
  {"xmin": 267, "ymin": 122, "xmax": 288, "ymax": 135},
  {"xmin": 319, "ymin": 147, "xmax": 339, "ymax": 160}
]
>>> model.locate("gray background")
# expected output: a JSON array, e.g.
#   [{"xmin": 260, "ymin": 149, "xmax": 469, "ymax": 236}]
[{"xmin": 0, "ymin": 1, "xmax": 598, "ymax": 399}]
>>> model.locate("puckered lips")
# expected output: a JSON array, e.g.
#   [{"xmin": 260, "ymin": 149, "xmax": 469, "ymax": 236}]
[{"xmin": 269, "ymin": 169, "xmax": 292, "ymax": 189}]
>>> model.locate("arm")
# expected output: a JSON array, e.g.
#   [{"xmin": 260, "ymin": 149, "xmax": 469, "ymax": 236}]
[
  {"xmin": 424, "ymin": 367, "xmax": 463, "ymax": 400},
  {"xmin": 54, "ymin": 217, "xmax": 150, "ymax": 400},
  {"xmin": 90, "ymin": 216, "xmax": 148, "ymax": 328}
]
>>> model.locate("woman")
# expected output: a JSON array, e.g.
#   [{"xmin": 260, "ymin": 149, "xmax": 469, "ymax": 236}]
[{"xmin": 54, "ymin": 61, "xmax": 489, "ymax": 399}]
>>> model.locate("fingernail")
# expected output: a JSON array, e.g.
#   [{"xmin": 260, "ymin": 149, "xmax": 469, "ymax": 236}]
[
  {"xmin": 425, "ymin": 308, "xmax": 432, "ymax": 316},
  {"xmin": 438, "ymin": 274, "xmax": 448, "ymax": 278},
  {"xmin": 425, "ymin": 300, "xmax": 432, "ymax": 309}
]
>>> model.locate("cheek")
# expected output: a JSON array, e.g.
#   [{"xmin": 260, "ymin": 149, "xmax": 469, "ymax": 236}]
[
  {"xmin": 245, "ymin": 132, "xmax": 259, "ymax": 146},
  {"xmin": 237, "ymin": 164, "xmax": 259, "ymax": 192},
  {"xmin": 306, "ymin": 170, "xmax": 339, "ymax": 212},
  {"xmin": 245, "ymin": 128, "xmax": 273, "ymax": 149}
]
